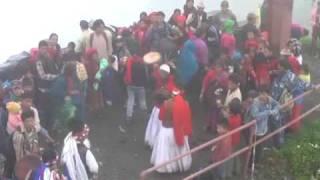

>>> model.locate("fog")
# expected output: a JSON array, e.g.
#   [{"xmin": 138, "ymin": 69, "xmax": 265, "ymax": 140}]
[{"xmin": 0, "ymin": 0, "xmax": 312, "ymax": 62}]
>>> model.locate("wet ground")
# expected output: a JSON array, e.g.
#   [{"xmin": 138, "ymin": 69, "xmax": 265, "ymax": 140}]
[{"xmin": 88, "ymin": 55, "xmax": 320, "ymax": 180}]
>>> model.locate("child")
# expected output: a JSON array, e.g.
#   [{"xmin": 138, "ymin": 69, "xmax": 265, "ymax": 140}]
[
  {"xmin": 224, "ymin": 73, "xmax": 242, "ymax": 107},
  {"xmin": 32, "ymin": 149, "xmax": 66, "ymax": 180},
  {"xmin": 299, "ymin": 63, "xmax": 311, "ymax": 83},
  {"xmin": 3, "ymin": 80, "xmax": 24, "ymax": 104},
  {"xmin": 20, "ymin": 92, "xmax": 54, "ymax": 143},
  {"xmin": 13, "ymin": 110, "xmax": 39, "ymax": 161},
  {"xmin": 6, "ymin": 101, "xmax": 23, "ymax": 135},
  {"xmin": 244, "ymin": 31, "xmax": 259, "ymax": 52},
  {"xmin": 211, "ymin": 119, "xmax": 233, "ymax": 180},
  {"xmin": 224, "ymin": 98, "xmax": 243, "ymax": 176}
]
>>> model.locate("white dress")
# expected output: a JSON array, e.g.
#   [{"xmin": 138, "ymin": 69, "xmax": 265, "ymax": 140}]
[
  {"xmin": 145, "ymin": 107, "xmax": 161, "ymax": 148},
  {"xmin": 150, "ymin": 126, "xmax": 192, "ymax": 173}
]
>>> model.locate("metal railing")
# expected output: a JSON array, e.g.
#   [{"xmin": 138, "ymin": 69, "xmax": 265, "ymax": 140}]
[{"xmin": 139, "ymin": 88, "xmax": 316, "ymax": 180}]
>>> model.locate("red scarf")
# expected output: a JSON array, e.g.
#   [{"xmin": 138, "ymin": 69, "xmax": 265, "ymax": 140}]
[{"xmin": 172, "ymin": 95, "xmax": 192, "ymax": 146}]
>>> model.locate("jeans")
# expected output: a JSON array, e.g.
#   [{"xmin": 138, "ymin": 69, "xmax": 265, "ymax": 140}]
[{"xmin": 126, "ymin": 86, "xmax": 147, "ymax": 118}]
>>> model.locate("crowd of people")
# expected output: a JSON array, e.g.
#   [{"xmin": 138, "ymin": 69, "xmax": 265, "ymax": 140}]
[{"xmin": 0, "ymin": 0, "xmax": 319, "ymax": 179}]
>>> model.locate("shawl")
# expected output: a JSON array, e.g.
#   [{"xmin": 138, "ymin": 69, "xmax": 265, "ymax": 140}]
[
  {"xmin": 192, "ymin": 37, "xmax": 209, "ymax": 66},
  {"xmin": 176, "ymin": 40, "xmax": 199, "ymax": 86},
  {"xmin": 61, "ymin": 133, "xmax": 88, "ymax": 180},
  {"xmin": 172, "ymin": 94, "xmax": 192, "ymax": 146}
]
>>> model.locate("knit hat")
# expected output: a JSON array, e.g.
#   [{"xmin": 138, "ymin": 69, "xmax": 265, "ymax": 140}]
[
  {"xmin": 6, "ymin": 101, "xmax": 21, "ymax": 113},
  {"xmin": 223, "ymin": 19, "xmax": 235, "ymax": 34}
]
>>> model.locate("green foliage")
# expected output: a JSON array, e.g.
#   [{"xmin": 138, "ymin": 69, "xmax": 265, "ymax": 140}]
[{"xmin": 279, "ymin": 120, "xmax": 320, "ymax": 179}]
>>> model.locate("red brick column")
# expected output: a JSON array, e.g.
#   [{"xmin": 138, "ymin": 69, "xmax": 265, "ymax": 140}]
[{"xmin": 267, "ymin": 0, "xmax": 294, "ymax": 54}]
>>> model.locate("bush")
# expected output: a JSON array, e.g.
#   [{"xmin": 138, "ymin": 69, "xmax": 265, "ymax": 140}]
[{"xmin": 279, "ymin": 120, "xmax": 320, "ymax": 180}]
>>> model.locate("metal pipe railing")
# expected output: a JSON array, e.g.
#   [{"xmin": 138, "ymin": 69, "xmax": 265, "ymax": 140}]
[
  {"xmin": 183, "ymin": 102, "xmax": 320, "ymax": 180},
  {"xmin": 139, "ymin": 88, "xmax": 315, "ymax": 180},
  {"xmin": 139, "ymin": 121, "xmax": 256, "ymax": 180}
]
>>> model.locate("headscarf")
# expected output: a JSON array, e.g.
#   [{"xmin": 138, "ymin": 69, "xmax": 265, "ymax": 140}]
[
  {"xmin": 176, "ymin": 40, "xmax": 199, "ymax": 86},
  {"xmin": 172, "ymin": 93, "xmax": 192, "ymax": 146},
  {"xmin": 223, "ymin": 19, "xmax": 235, "ymax": 34}
]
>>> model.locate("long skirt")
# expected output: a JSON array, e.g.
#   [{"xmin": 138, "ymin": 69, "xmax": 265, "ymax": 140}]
[
  {"xmin": 145, "ymin": 107, "xmax": 161, "ymax": 148},
  {"xmin": 151, "ymin": 126, "xmax": 192, "ymax": 173}
]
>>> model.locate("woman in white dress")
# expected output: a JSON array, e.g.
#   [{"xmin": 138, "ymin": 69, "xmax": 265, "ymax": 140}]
[{"xmin": 151, "ymin": 89, "xmax": 192, "ymax": 173}]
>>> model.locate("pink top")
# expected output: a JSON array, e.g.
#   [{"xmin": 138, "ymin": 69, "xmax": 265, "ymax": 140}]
[{"xmin": 221, "ymin": 33, "xmax": 236, "ymax": 56}]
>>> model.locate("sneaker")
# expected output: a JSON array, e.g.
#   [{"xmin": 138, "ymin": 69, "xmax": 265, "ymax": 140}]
[{"xmin": 119, "ymin": 125, "xmax": 127, "ymax": 133}]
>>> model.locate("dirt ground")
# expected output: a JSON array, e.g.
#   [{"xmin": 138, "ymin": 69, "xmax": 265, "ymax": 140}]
[{"xmin": 88, "ymin": 55, "xmax": 320, "ymax": 180}]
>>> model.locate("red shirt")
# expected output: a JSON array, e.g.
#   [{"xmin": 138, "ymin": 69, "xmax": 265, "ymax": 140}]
[
  {"xmin": 221, "ymin": 33, "xmax": 236, "ymax": 56},
  {"xmin": 245, "ymin": 39, "xmax": 258, "ymax": 50},
  {"xmin": 228, "ymin": 114, "xmax": 242, "ymax": 147},
  {"xmin": 212, "ymin": 134, "xmax": 232, "ymax": 162},
  {"xmin": 202, "ymin": 69, "xmax": 217, "ymax": 92}
]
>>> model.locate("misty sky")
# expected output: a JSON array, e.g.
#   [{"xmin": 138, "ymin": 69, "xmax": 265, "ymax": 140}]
[{"xmin": 0, "ymin": 0, "xmax": 311, "ymax": 62}]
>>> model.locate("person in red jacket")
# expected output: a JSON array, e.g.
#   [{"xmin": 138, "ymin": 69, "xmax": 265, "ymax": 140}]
[
  {"xmin": 211, "ymin": 118, "xmax": 232, "ymax": 180},
  {"xmin": 222, "ymin": 98, "xmax": 242, "ymax": 176},
  {"xmin": 254, "ymin": 42, "xmax": 276, "ymax": 88}
]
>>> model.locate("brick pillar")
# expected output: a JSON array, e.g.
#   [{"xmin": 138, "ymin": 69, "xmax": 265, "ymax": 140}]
[{"xmin": 267, "ymin": 0, "xmax": 293, "ymax": 54}]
